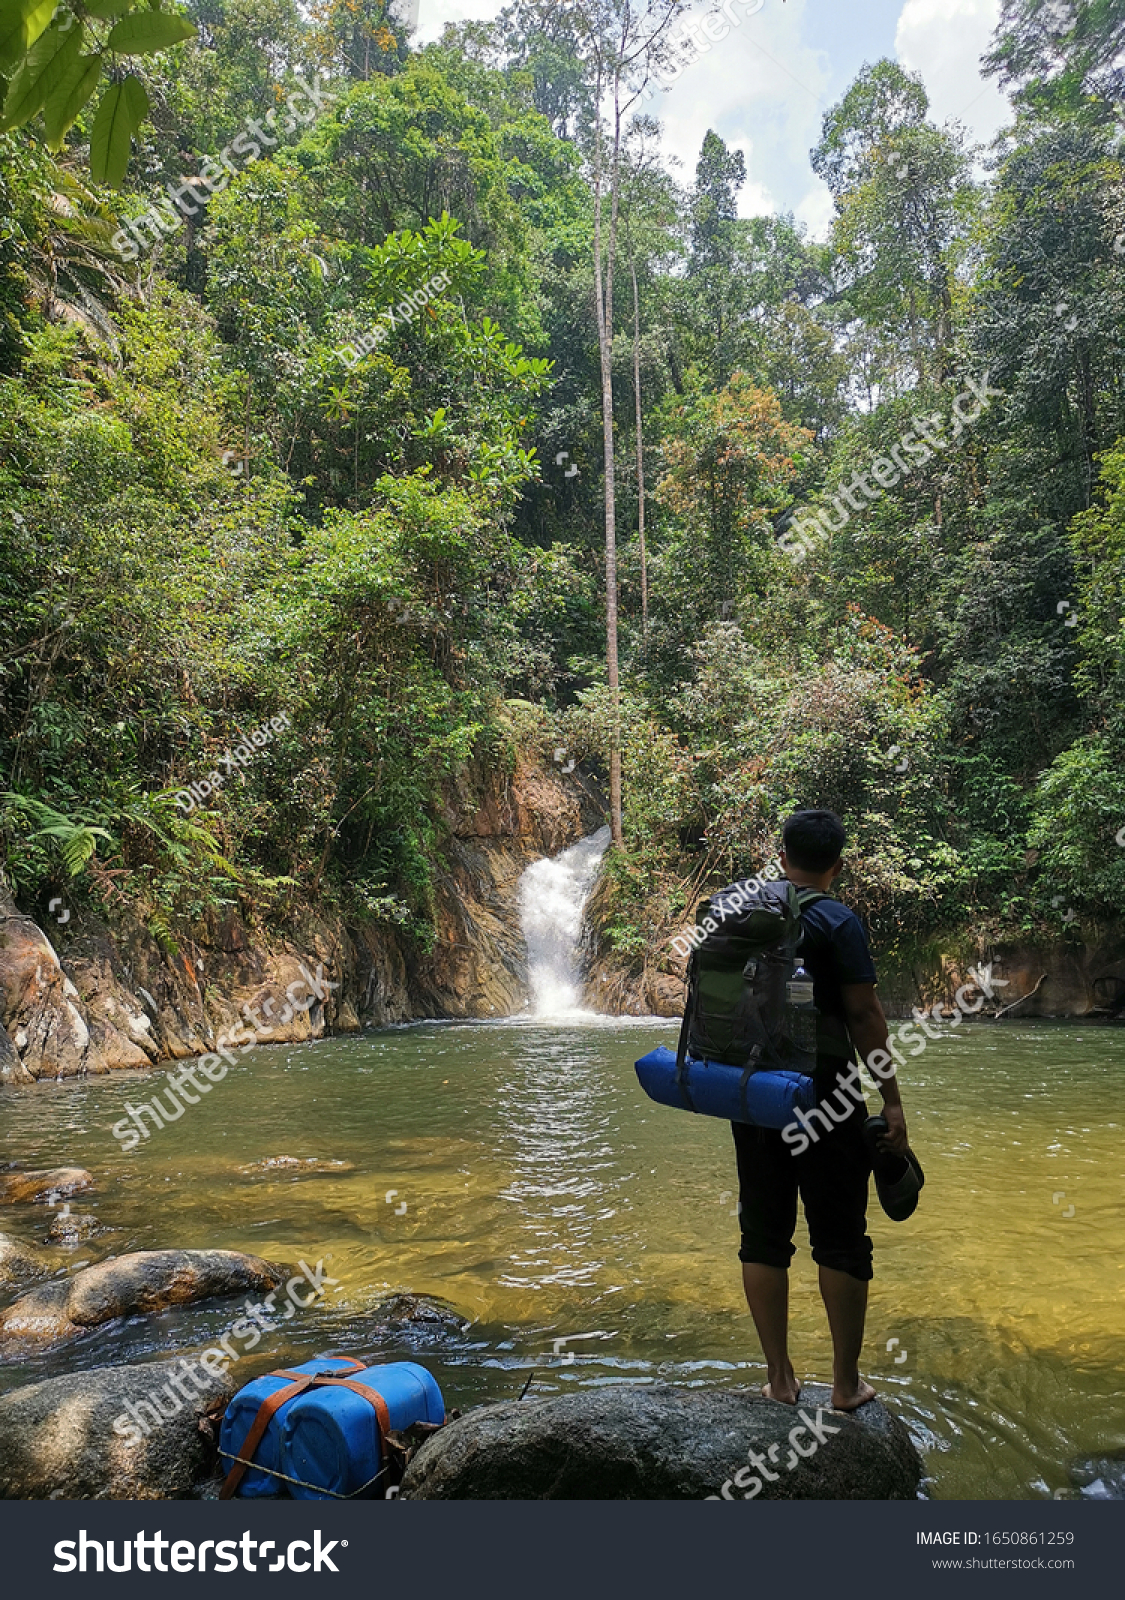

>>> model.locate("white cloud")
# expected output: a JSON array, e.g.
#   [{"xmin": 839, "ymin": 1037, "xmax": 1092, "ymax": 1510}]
[
  {"xmin": 407, "ymin": 0, "xmax": 1013, "ymax": 236},
  {"xmin": 413, "ymin": 0, "xmax": 503, "ymax": 42},
  {"xmin": 635, "ymin": 0, "xmax": 832, "ymax": 227},
  {"xmin": 895, "ymin": 0, "xmax": 1012, "ymax": 148},
  {"xmin": 795, "ymin": 181, "xmax": 834, "ymax": 237},
  {"xmin": 413, "ymin": 1, "xmax": 830, "ymax": 226}
]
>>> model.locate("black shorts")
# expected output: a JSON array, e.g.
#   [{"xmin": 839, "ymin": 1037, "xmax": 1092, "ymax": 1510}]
[{"xmin": 732, "ymin": 1098, "xmax": 874, "ymax": 1281}]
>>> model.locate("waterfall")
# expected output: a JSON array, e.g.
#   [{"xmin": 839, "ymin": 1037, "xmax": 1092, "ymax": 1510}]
[{"xmin": 518, "ymin": 826, "xmax": 611, "ymax": 1018}]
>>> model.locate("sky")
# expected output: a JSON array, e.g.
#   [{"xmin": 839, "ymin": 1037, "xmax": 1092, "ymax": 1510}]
[{"xmin": 406, "ymin": 0, "xmax": 1014, "ymax": 238}]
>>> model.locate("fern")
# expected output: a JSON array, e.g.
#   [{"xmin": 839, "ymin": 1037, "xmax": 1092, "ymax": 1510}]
[
  {"xmin": 122, "ymin": 792, "xmax": 241, "ymax": 881},
  {"xmin": 2, "ymin": 794, "xmax": 115, "ymax": 877}
]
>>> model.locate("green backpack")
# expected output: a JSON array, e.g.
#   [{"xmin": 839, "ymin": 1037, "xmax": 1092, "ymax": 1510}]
[{"xmin": 678, "ymin": 878, "xmax": 828, "ymax": 1074}]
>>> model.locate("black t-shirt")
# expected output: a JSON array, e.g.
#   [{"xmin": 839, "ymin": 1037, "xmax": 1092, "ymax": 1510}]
[{"xmin": 794, "ymin": 890, "xmax": 877, "ymax": 1077}]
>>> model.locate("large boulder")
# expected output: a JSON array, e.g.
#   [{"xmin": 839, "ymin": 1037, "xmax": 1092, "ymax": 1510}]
[
  {"xmin": 399, "ymin": 1383, "xmax": 922, "ymax": 1501},
  {"xmin": 0, "ymin": 876, "xmax": 346, "ymax": 1078},
  {"xmin": 0, "ymin": 1018, "xmax": 20, "ymax": 1080},
  {"xmin": 0, "ymin": 1167, "xmax": 93, "ymax": 1204},
  {"xmin": 0, "ymin": 907, "xmax": 95, "ymax": 1081},
  {"xmin": 0, "ymin": 1248, "xmax": 284, "ymax": 1351},
  {"xmin": 0, "ymin": 1358, "xmax": 237, "ymax": 1499}
]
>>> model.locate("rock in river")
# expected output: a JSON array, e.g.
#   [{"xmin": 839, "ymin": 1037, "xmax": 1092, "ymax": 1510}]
[
  {"xmin": 0, "ymin": 1359, "xmax": 236, "ymax": 1499},
  {"xmin": 45, "ymin": 1211, "xmax": 103, "ymax": 1245},
  {"xmin": 365, "ymin": 1293, "xmax": 471, "ymax": 1341},
  {"xmin": 399, "ymin": 1383, "xmax": 922, "ymax": 1501},
  {"xmin": 1071, "ymin": 1455, "xmax": 1125, "ymax": 1499},
  {"xmin": 0, "ymin": 1167, "xmax": 93, "ymax": 1204},
  {"xmin": 0, "ymin": 1247, "xmax": 284, "ymax": 1351},
  {"xmin": 0, "ymin": 1231, "xmax": 54, "ymax": 1289}
]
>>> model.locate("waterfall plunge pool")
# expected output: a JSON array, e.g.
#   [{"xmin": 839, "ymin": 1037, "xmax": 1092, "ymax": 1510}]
[{"xmin": 0, "ymin": 834, "xmax": 1123, "ymax": 1502}]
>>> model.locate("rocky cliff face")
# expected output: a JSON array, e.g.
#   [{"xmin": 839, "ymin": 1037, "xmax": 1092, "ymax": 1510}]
[
  {"xmin": 5, "ymin": 758, "xmax": 1121, "ymax": 1087},
  {"xmin": 580, "ymin": 895, "xmax": 1125, "ymax": 1025},
  {"xmin": 0, "ymin": 757, "xmax": 602, "ymax": 1084},
  {"xmin": 876, "ymin": 934, "xmax": 1125, "ymax": 1022}
]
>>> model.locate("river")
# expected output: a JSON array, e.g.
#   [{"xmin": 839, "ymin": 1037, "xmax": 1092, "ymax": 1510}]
[{"xmin": 1, "ymin": 833, "xmax": 1123, "ymax": 1500}]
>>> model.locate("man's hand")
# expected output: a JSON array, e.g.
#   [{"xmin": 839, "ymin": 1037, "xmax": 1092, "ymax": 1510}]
[
  {"xmin": 840, "ymin": 984, "xmax": 910, "ymax": 1155},
  {"xmin": 879, "ymin": 1102, "xmax": 909, "ymax": 1156}
]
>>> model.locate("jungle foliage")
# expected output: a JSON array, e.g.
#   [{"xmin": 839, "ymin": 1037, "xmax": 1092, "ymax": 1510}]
[{"xmin": 2, "ymin": 0, "xmax": 1123, "ymax": 964}]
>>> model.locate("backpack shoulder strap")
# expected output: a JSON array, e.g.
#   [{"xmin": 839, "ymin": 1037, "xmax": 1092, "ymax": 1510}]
[
  {"xmin": 795, "ymin": 888, "xmax": 831, "ymax": 912},
  {"xmin": 780, "ymin": 884, "xmax": 830, "ymax": 955},
  {"xmin": 674, "ymin": 954, "xmax": 699, "ymax": 1111}
]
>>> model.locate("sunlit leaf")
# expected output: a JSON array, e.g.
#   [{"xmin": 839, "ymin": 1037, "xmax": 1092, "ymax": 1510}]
[
  {"xmin": 44, "ymin": 51, "xmax": 102, "ymax": 148},
  {"xmin": 0, "ymin": 0, "xmax": 58, "ymax": 73},
  {"xmin": 104, "ymin": 11, "xmax": 195, "ymax": 54},
  {"xmin": 0, "ymin": 20, "xmax": 83, "ymax": 131},
  {"xmin": 89, "ymin": 73, "xmax": 148, "ymax": 187}
]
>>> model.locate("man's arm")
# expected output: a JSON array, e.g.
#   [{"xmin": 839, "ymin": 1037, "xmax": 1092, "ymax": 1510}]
[{"xmin": 840, "ymin": 982, "xmax": 908, "ymax": 1154}]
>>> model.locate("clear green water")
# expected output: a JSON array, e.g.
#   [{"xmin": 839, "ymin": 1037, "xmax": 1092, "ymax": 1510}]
[{"xmin": 2, "ymin": 1017, "xmax": 1123, "ymax": 1500}]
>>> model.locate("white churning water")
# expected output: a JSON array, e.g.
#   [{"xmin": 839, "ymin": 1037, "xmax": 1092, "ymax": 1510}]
[{"xmin": 518, "ymin": 826, "xmax": 611, "ymax": 1018}]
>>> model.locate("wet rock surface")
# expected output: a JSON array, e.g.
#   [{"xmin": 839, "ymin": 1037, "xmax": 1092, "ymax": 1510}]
[
  {"xmin": 45, "ymin": 1211, "xmax": 104, "ymax": 1245},
  {"xmin": 400, "ymin": 1383, "xmax": 922, "ymax": 1501},
  {"xmin": 0, "ymin": 1248, "xmax": 284, "ymax": 1350},
  {"xmin": 0, "ymin": 1231, "xmax": 56, "ymax": 1289},
  {"xmin": 0, "ymin": 1359, "xmax": 236, "ymax": 1500},
  {"xmin": 239, "ymin": 1156, "xmax": 356, "ymax": 1177},
  {"xmin": 1071, "ymin": 1455, "xmax": 1125, "ymax": 1499},
  {"xmin": 362, "ymin": 1293, "xmax": 472, "ymax": 1343},
  {"xmin": 0, "ymin": 760, "xmax": 602, "ymax": 1078},
  {"xmin": 0, "ymin": 1167, "xmax": 93, "ymax": 1205}
]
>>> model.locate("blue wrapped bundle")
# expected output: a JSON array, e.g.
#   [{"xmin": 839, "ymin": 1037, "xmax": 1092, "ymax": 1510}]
[
  {"xmin": 220, "ymin": 1358, "xmax": 444, "ymax": 1499},
  {"xmin": 635, "ymin": 1045, "xmax": 817, "ymax": 1129}
]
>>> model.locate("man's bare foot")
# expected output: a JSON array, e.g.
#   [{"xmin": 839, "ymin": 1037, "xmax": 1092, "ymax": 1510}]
[
  {"xmin": 831, "ymin": 1378, "xmax": 876, "ymax": 1411},
  {"xmin": 762, "ymin": 1378, "xmax": 801, "ymax": 1405}
]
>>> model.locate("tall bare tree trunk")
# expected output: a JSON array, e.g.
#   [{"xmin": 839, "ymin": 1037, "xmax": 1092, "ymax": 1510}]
[
  {"xmin": 631, "ymin": 256, "xmax": 648, "ymax": 633},
  {"xmin": 580, "ymin": 0, "xmax": 688, "ymax": 846},
  {"xmin": 592, "ymin": 72, "xmax": 624, "ymax": 847}
]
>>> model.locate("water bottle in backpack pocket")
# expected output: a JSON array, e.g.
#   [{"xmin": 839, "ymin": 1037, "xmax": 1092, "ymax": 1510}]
[{"xmin": 784, "ymin": 958, "xmax": 818, "ymax": 1073}]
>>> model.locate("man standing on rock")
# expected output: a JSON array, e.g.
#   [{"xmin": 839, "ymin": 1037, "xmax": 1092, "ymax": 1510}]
[{"xmin": 731, "ymin": 809, "xmax": 909, "ymax": 1412}]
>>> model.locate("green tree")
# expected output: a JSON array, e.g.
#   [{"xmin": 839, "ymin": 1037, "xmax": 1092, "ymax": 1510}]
[{"xmin": 984, "ymin": 0, "xmax": 1125, "ymax": 117}]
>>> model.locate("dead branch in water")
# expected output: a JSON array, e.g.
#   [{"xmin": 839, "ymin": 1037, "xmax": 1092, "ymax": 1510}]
[{"xmin": 994, "ymin": 972, "xmax": 1047, "ymax": 1019}]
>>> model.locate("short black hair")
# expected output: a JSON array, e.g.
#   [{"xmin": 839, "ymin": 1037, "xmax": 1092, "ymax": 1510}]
[{"xmin": 782, "ymin": 809, "xmax": 846, "ymax": 873}]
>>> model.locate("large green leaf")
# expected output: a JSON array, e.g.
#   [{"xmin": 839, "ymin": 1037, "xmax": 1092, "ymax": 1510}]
[
  {"xmin": 89, "ymin": 73, "xmax": 148, "ymax": 187},
  {"xmin": 84, "ymin": 0, "xmax": 139, "ymax": 15},
  {"xmin": 105, "ymin": 11, "xmax": 195, "ymax": 54},
  {"xmin": 0, "ymin": 0, "xmax": 58, "ymax": 72},
  {"xmin": 44, "ymin": 51, "xmax": 102, "ymax": 148},
  {"xmin": 0, "ymin": 20, "xmax": 83, "ymax": 131}
]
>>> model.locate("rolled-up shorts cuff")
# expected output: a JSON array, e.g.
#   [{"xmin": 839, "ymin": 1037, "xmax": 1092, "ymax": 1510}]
[
  {"xmin": 737, "ymin": 1238, "xmax": 796, "ymax": 1269},
  {"xmin": 811, "ymin": 1242, "xmax": 873, "ymax": 1282}
]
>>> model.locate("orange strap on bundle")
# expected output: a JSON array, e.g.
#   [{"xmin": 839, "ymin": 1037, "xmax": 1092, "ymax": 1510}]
[{"xmin": 219, "ymin": 1359, "xmax": 392, "ymax": 1501}]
